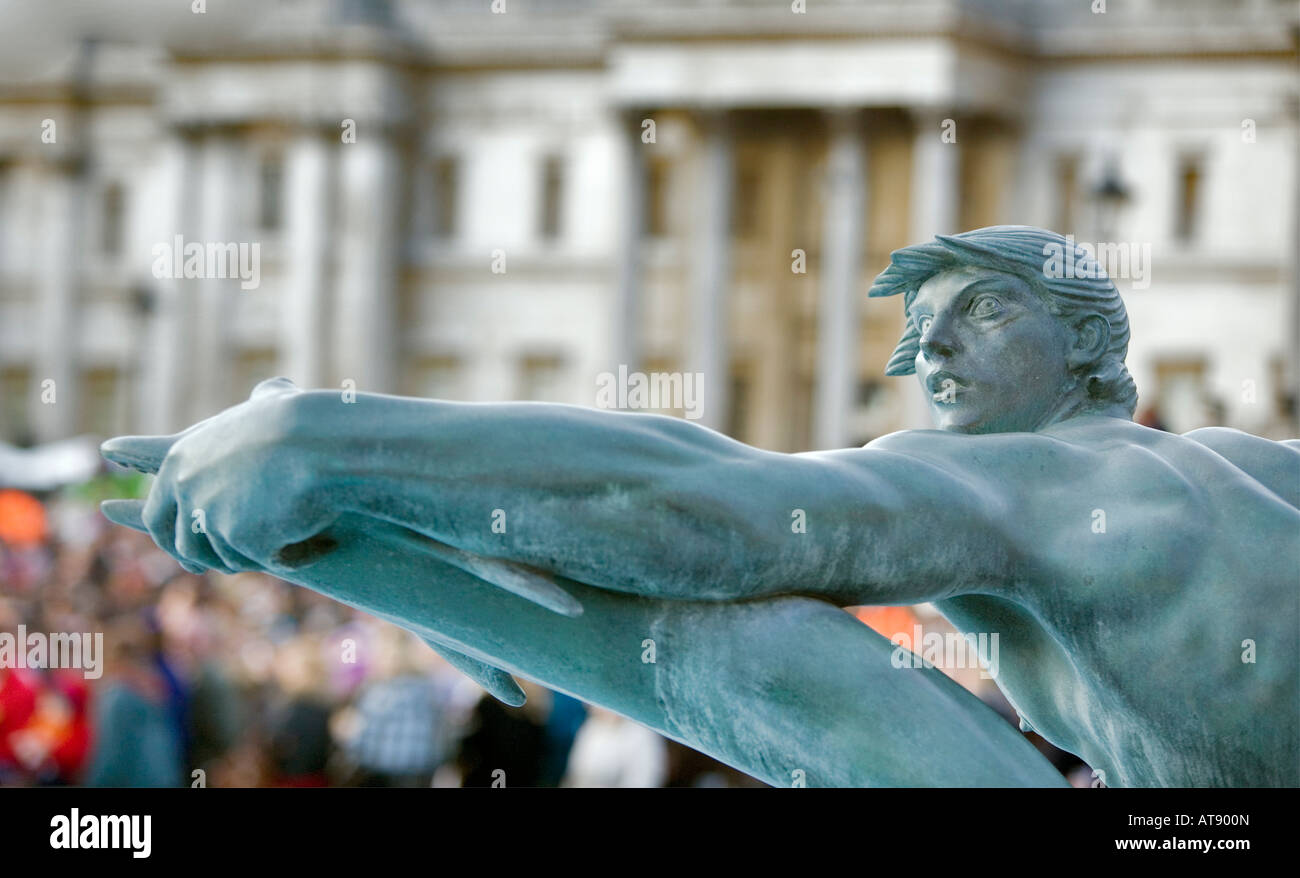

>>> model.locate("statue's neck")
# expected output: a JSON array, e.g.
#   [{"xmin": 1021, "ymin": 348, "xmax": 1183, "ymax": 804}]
[{"xmin": 1034, "ymin": 387, "xmax": 1131, "ymax": 431}]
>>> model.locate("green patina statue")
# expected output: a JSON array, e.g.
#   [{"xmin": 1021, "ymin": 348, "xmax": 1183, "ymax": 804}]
[{"xmin": 101, "ymin": 226, "xmax": 1299, "ymax": 787}]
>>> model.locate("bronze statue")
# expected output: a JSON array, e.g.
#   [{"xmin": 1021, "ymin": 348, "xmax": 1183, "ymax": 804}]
[{"xmin": 101, "ymin": 226, "xmax": 1300, "ymax": 787}]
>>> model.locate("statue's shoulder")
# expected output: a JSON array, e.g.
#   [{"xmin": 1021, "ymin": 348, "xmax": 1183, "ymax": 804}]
[
  {"xmin": 865, "ymin": 420, "xmax": 1118, "ymax": 455},
  {"xmin": 862, "ymin": 424, "xmax": 1104, "ymax": 482},
  {"xmin": 860, "ymin": 419, "xmax": 1299, "ymax": 516},
  {"xmin": 1040, "ymin": 418, "xmax": 1300, "ymax": 512},
  {"xmin": 865, "ymin": 417, "xmax": 1192, "ymax": 475},
  {"xmin": 1181, "ymin": 425, "xmax": 1300, "ymax": 510},
  {"xmin": 1182, "ymin": 424, "xmax": 1300, "ymax": 454},
  {"xmin": 1040, "ymin": 415, "xmax": 1159, "ymax": 448}
]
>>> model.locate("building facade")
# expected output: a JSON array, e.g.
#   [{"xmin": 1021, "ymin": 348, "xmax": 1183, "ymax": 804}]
[{"xmin": 0, "ymin": 0, "xmax": 1296, "ymax": 452}]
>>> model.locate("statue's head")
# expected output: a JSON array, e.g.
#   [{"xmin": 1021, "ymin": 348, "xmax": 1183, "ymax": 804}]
[{"xmin": 869, "ymin": 225, "xmax": 1138, "ymax": 434}]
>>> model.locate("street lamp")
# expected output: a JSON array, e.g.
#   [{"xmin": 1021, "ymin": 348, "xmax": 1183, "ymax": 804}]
[{"xmin": 1091, "ymin": 158, "xmax": 1131, "ymax": 242}]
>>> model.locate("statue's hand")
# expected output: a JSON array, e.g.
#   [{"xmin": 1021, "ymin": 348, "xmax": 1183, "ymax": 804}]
[
  {"xmin": 99, "ymin": 378, "xmax": 585, "ymax": 618},
  {"xmin": 99, "ymin": 377, "xmax": 338, "ymax": 575}
]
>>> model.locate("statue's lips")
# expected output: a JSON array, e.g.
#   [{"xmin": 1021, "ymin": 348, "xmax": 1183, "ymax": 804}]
[{"xmin": 926, "ymin": 371, "xmax": 968, "ymax": 402}]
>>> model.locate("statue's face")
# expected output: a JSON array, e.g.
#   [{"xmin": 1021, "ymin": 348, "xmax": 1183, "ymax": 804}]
[{"xmin": 910, "ymin": 266, "xmax": 1074, "ymax": 434}]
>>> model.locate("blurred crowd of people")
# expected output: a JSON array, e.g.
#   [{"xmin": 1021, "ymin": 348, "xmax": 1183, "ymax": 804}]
[{"xmin": 0, "ymin": 475, "xmax": 762, "ymax": 787}]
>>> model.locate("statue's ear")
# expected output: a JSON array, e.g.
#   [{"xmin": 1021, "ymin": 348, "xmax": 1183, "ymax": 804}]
[{"xmin": 1067, "ymin": 314, "xmax": 1110, "ymax": 372}]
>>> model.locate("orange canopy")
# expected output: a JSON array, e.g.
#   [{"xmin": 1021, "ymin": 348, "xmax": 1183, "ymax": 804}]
[{"xmin": 0, "ymin": 490, "xmax": 48, "ymax": 547}]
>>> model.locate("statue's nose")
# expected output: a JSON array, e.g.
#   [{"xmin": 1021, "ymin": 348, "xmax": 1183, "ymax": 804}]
[
  {"xmin": 920, "ymin": 322, "xmax": 959, "ymax": 360},
  {"xmin": 920, "ymin": 337, "xmax": 955, "ymax": 360}
]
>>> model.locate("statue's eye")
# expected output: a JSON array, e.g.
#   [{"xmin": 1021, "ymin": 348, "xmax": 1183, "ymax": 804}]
[
  {"xmin": 969, "ymin": 296, "xmax": 1003, "ymax": 319},
  {"xmin": 915, "ymin": 314, "xmax": 934, "ymax": 335}
]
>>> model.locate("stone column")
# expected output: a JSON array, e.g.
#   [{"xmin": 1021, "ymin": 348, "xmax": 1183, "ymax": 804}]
[
  {"xmin": 687, "ymin": 111, "xmax": 733, "ymax": 433},
  {"xmin": 282, "ymin": 128, "xmax": 333, "ymax": 389},
  {"xmin": 32, "ymin": 155, "xmax": 83, "ymax": 441},
  {"xmin": 612, "ymin": 109, "xmax": 646, "ymax": 375},
  {"xmin": 143, "ymin": 130, "xmax": 200, "ymax": 434},
  {"xmin": 909, "ymin": 109, "xmax": 960, "ymax": 242},
  {"xmin": 334, "ymin": 129, "xmax": 402, "ymax": 394},
  {"xmin": 902, "ymin": 109, "xmax": 961, "ymax": 429},
  {"xmin": 1290, "ymin": 118, "xmax": 1300, "ymax": 435},
  {"xmin": 812, "ymin": 109, "xmax": 868, "ymax": 450},
  {"xmin": 191, "ymin": 130, "xmax": 239, "ymax": 421},
  {"xmin": 750, "ymin": 137, "xmax": 800, "ymax": 451}
]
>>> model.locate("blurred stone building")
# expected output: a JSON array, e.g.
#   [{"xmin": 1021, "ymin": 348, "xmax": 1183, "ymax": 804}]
[{"xmin": 0, "ymin": 0, "xmax": 1295, "ymax": 450}]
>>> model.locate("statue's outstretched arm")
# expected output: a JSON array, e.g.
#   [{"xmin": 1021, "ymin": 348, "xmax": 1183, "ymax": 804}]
[
  {"xmin": 97, "ymin": 380, "xmax": 1072, "ymax": 785},
  {"xmin": 100, "ymin": 379, "xmax": 1019, "ymax": 609}
]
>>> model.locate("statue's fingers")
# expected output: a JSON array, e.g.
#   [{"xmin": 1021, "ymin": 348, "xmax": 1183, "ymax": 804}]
[
  {"xmin": 175, "ymin": 507, "xmax": 234, "ymax": 575},
  {"xmin": 100, "ymin": 434, "xmax": 180, "ymax": 474},
  {"xmin": 421, "ymin": 637, "xmax": 526, "ymax": 707},
  {"xmin": 100, "ymin": 499, "xmax": 149, "ymax": 533},
  {"xmin": 249, "ymin": 376, "xmax": 299, "ymax": 400},
  {"xmin": 206, "ymin": 532, "xmax": 264, "ymax": 573},
  {"xmin": 142, "ymin": 489, "xmax": 186, "ymax": 570}
]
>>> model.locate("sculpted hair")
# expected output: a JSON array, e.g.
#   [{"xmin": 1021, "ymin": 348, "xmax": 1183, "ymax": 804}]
[{"xmin": 868, "ymin": 225, "xmax": 1139, "ymax": 418}]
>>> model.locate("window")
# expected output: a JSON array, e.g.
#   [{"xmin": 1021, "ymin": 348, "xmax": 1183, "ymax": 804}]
[
  {"xmin": 0, "ymin": 162, "xmax": 10, "ymax": 275},
  {"xmin": 258, "ymin": 153, "xmax": 284, "ymax": 231},
  {"xmin": 1054, "ymin": 155, "xmax": 1079, "ymax": 237},
  {"xmin": 1153, "ymin": 357, "xmax": 1216, "ymax": 432},
  {"xmin": 645, "ymin": 157, "xmax": 671, "ymax": 239},
  {"xmin": 433, "ymin": 156, "xmax": 459, "ymax": 239},
  {"xmin": 518, "ymin": 353, "xmax": 566, "ymax": 402},
  {"xmin": 538, "ymin": 155, "xmax": 564, "ymax": 241},
  {"xmin": 790, "ymin": 373, "xmax": 814, "ymax": 452},
  {"xmin": 78, "ymin": 368, "xmax": 124, "ymax": 437},
  {"xmin": 731, "ymin": 162, "xmax": 761, "ymax": 239},
  {"xmin": 101, "ymin": 182, "xmax": 124, "ymax": 257},
  {"xmin": 855, "ymin": 379, "xmax": 883, "ymax": 408},
  {"xmin": 726, "ymin": 361, "xmax": 753, "ymax": 440},
  {"xmin": 792, "ymin": 156, "xmax": 822, "ymax": 257},
  {"xmin": 0, "ymin": 367, "xmax": 31, "ymax": 444},
  {"xmin": 639, "ymin": 356, "xmax": 679, "ymax": 414},
  {"xmin": 1174, "ymin": 155, "xmax": 1202, "ymax": 243},
  {"xmin": 407, "ymin": 355, "xmax": 464, "ymax": 401},
  {"xmin": 233, "ymin": 349, "xmax": 278, "ymax": 407}
]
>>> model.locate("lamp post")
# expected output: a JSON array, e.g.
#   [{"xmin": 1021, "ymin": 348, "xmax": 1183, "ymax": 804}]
[{"xmin": 1091, "ymin": 158, "xmax": 1130, "ymax": 243}]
